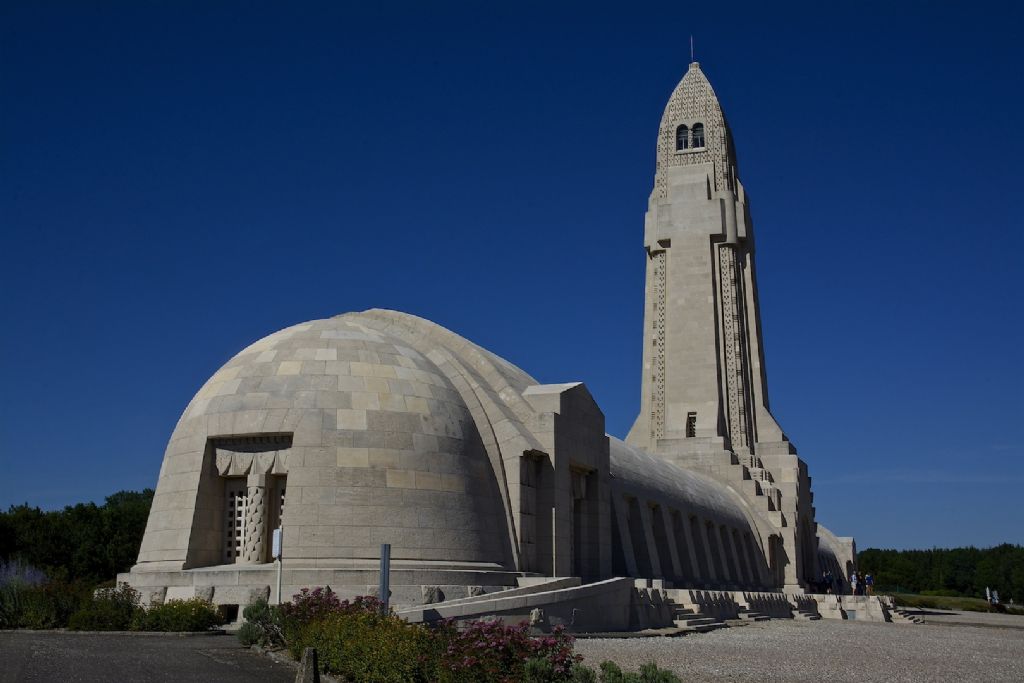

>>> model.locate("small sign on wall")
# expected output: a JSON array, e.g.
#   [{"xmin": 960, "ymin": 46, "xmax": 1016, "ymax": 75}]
[{"xmin": 272, "ymin": 528, "xmax": 283, "ymax": 559}]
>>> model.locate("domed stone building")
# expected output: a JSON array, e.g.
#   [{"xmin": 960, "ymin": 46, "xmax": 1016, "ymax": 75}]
[{"xmin": 122, "ymin": 63, "xmax": 855, "ymax": 619}]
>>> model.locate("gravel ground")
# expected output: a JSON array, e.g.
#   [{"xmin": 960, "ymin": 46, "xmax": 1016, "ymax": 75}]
[{"xmin": 574, "ymin": 619, "xmax": 1024, "ymax": 682}]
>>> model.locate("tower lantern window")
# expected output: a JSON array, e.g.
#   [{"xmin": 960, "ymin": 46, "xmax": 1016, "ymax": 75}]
[
  {"xmin": 692, "ymin": 123, "xmax": 705, "ymax": 148},
  {"xmin": 675, "ymin": 125, "xmax": 689, "ymax": 150},
  {"xmin": 688, "ymin": 124, "xmax": 704, "ymax": 148}
]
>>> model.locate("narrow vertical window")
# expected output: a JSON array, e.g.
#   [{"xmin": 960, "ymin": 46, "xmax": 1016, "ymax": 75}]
[
  {"xmin": 686, "ymin": 412, "xmax": 697, "ymax": 437},
  {"xmin": 675, "ymin": 124, "xmax": 689, "ymax": 150},
  {"xmin": 224, "ymin": 483, "xmax": 247, "ymax": 563},
  {"xmin": 692, "ymin": 123, "xmax": 705, "ymax": 148}
]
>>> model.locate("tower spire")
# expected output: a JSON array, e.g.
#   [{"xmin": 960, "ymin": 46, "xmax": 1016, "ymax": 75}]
[{"xmin": 690, "ymin": 35, "xmax": 694, "ymax": 63}]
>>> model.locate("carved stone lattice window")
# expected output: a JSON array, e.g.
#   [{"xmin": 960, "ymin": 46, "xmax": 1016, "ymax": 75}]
[
  {"xmin": 686, "ymin": 412, "xmax": 697, "ymax": 438},
  {"xmin": 213, "ymin": 434, "xmax": 292, "ymax": 565},
  {"xmin": 224, "ymin": 483, "xmax": 248, "ymax": 563},
  {"xmin": 692, "ymin": 123, "xmax": 705, "ymax": 148},
  {"xmin": 675, "ymin": 124, "xmax": 689, "ymax": 150}
]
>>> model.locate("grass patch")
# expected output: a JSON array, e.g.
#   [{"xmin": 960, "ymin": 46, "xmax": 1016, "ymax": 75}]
[{"xmin": 891, "ymin": 593, "xmax": 1024, "ymax": 615}]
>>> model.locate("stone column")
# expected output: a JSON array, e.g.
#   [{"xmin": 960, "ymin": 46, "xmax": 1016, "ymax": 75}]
[
  {"xmin": 613, "ymin": 496, "xmax": 639, "ymax": 576},
  {"xmin": 714, "ymin": 525, "xmax": 734, "ymax": 585},
  {"xmin": 660, "ymin": 509, "xmax": 684, "ymax": 580},
  {"xmin": 638, "ymin": 502, "xmax": 663, "ymax": 578},
  {"xmin": 738, "ymin": 533, "xmax": 758, "ymax": 587},
  {"xmin": 698, "ymin": 519, "xmax": 718, "ymax": 582},
  {"xmin": 241, "ymin": 474, "xmax": 268, "ymax": 564},
  {"xmin": 679, "ymin": 513, "xmax": 702, "ymax": 580},
  {"xmin": 727, "ymin": 529, "xmax": 750, "ymax": 586}
]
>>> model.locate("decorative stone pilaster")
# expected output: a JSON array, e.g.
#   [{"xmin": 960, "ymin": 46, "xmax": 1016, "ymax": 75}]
[{"xmin": 241, "ymin": 474, "xmax": 267, "ymax": 564}]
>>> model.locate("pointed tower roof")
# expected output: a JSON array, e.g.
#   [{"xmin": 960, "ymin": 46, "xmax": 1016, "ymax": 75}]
[{"xmin": 653, "ymin": 62, "xmax": 737, "ymax": 198}]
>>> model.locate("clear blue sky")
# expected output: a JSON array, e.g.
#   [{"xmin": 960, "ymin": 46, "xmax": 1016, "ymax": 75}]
[{"xmin": 2, "ymin": 1, "xmax": 1021, "ymax": 550}]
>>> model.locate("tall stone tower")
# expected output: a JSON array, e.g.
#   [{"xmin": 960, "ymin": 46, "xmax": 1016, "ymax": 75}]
[{"xmin": 626, "ymin": 62, "xmax": 818, "ymax": 591}]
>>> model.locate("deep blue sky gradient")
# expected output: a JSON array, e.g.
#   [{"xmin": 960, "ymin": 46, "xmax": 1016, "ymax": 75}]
[{"xmin": 2, "ymin": 1, "xmax": 1022, "ymax": 549}]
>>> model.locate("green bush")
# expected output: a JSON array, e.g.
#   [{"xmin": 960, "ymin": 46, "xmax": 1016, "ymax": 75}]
[
  {"xmin": 290, "ymin": 610, "xmax": 436, "ymax": 683},
  {"xmin": 525, "ymin": 658, "xmax": 602, "ymax": 683},
  {"xmin": 130, "ymin": 597, "xmax": 224, "ymax": 632},
  {"xmin": 0, "ymin": 583, "xmax": 21, "ymax": 628},
  {"xmin": 237, "ymin": 598, "xmax": 284, "ymax": 647},
  {"xmin": 0, "ymin": 578, "xmax": 90, "ymax": 630},
  {"xmin": 237, "ymin": 621, "xmax": 263, "ymax": 647},
  {"xmin": 597, "ymin": 660, "xmax": 681, "ymax": 683},
  {"xmin": 570, "ymin": 664, "xmax": 599, "ymax": 683},
  {"xmin": 68, "ymin": 583, "xmax": 141, "ymax": 631},
  {"xmin": 268, "ymin": 588, "xmax": 683, "ymax": 683}
]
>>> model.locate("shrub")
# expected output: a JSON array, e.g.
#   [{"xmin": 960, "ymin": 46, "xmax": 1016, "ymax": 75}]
[
  {"xmin": 597, "ymin": 660, "xmax": 681, "ymax": 683},
  {"xmin": 238, "ymin": 598, "xmax": 285, "ymax": 647},
  {"xmin": 1, "ymin": 562, "xmax": 86, "ymax": 630},
  {"xmin": 526, "ymin": 657, "xmax": 599, "ymax": 683},
  {"xmin": 435, "ymin": 620, "xmax": 580, "ymax": 683},
  {"xmin": 68, "ymin": 583, "xmax": 141, "ymax": 631},
  {"xmin": 289, "ymin": 609, "xmax": 436, "ymax": 683},
  {"xmin": 571, "ymin": 664, "xmax": 599, "ymax": 683},
  {"xmin": 237, "ymin": 621, "xmax": 263, "ymax": 647},
  {"xmin": 0, "ymin": 582, "xmax": 22, "ymax": 628},
  {"xmin": 272, "ymin": 589, "xmax": 668, "ymax": 683},
  {"xmin": 130, "ymin": 597, "xmax": 224, "ymax": 632},
  {"xmin": 21, "ymin": 581, "xmax": 86, "ymax": 629}
]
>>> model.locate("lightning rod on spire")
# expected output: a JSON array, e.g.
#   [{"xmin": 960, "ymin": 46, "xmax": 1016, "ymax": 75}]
[{"xmin": 690, "ymin": 35, "xmax": 694, "ymax": 62}]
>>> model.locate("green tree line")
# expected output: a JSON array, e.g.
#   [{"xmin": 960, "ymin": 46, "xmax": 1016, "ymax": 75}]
[
  {"xmin": 858, "ymin": 544, "xmax": 1024, "ymax": 602},
  {"xmin": 0, "ymin": 489, "xmax": 153, "ymax": 585}
]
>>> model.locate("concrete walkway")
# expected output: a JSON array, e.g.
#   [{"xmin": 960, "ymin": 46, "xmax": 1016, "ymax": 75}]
[{"xmin": 0, "ymin": 631, "xmax": 294, "ymax": 683}]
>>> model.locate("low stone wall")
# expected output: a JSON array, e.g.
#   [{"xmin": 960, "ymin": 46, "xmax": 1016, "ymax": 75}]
[
  {"xmin": 118, "ymin": 563, "xmax": 522, "ymax": 610},
  {"xmin": 809, "ymin": 594, "xmax": 892, "ymax": 622},
  {"xmin": 396, "ymin": 578, "xmax": 649, "ymax": 633},
  {"xmin": 732, "ymin": 590, "xmax": 800, "ymax": 618}
]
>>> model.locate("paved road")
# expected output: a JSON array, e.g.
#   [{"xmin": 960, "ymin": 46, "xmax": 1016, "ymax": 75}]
[{"xmin": 0, "ymin": 631, "xmax": 295, "ymax": 683}]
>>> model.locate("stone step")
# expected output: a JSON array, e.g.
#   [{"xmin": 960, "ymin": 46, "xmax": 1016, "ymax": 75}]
[
  {"xmin": 738, "ymin": 611, "xmax": 770, "ymax": 621},
  {"xmin": 675, "ymin": 616, "xmax": 720, "ymax": 628},
  {"xmin": 794, "ymin": 611, "xmax": 821, "ymax": 621},
  {"xmin": 673, "ymin": 618, "xmax": 728, "ymax": 633},
  {"xmin": 892, "ymin": 610, "xmax": 923, "ymax": 624}
]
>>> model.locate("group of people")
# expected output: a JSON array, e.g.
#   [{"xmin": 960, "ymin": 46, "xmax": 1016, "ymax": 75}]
[
  {"xmin": 816, "ymin": 569, "xmax": 874, "ymax": 595},
  {"xmin": 850, "ymin": 571, "xmax": 874, "ymax": 596}
]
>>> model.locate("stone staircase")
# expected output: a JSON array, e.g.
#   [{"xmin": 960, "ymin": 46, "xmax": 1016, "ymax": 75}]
[
  {"xmin": 671, "ymin": 605, "xmax": 728, "ymax": 632},
  {"xmin": 736, "ymin": 607, "xmax": 770, "ymax": 622},
  {"xmin": 793, "ymin": 607, "xmax": 822, "ymax": 620},
  {"xmin": 891, "ymin": 608, "xmax": 923, "ymax": 625},
  {"xmin": 665, "ymin": 589, "xmax": 736, "ymax": 633}
]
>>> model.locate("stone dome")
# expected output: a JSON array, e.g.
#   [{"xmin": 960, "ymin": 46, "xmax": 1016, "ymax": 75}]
[{"xmin": 140, "ymin": 313, "xmax": 514, "ymax": 571}]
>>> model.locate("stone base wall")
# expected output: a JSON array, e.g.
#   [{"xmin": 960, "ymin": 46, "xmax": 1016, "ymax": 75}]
[{"xmin": 118, "ymin": 563, "xmax": 523, "ymax": 610}]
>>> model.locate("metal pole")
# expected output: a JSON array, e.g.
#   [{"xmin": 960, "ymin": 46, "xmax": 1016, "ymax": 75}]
[
  {"xmin": 272, "ymin": 527, "xmax": 284, "ymax": 605},
  {"xmin": 379, "ymin": 543, "xmax": 391, "ymax": 614},
  {"xmin": 276, "ymin": 558, "xmax": 283, "ymax": 605}
]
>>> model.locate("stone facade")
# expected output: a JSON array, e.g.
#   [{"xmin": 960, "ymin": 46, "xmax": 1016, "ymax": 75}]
[{"xmin": 120, "ymin": 62, "xmax": 854, "ymax": 613}]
